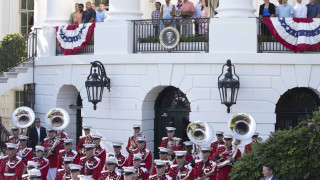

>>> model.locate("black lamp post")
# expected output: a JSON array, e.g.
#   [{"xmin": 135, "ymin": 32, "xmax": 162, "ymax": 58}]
[
  {"xmin": 218, "ymin": 59, "xmax": 240, "ymax": 113},
  {"xmin": 85, "ymin": 61, "xmax": 111, "ymax": 110}
]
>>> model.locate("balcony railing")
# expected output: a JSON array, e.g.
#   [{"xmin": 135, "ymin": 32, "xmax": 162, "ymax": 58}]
[
  {"xmin": 132, "ymin": 18, "xmax": 210, "ymax": 53},
  {"xmin": 258, "ymin": 18, "xmax": 320, "ymax": 53},
  {"xmin": 56, "ymin": 36, "xmax": 94, "ymax": 55}
]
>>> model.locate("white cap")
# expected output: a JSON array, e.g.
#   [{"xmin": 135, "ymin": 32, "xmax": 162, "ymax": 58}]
[
  {"xmin": 166, "ymin": 127, "xmax": 176, "ymax": 131},
  {"xmin": 216, "ymin": 131, "xmax": 224, "ymax": 135},
  {"xmin": 253, "ymin": 132, "xmax": 259, "ymax": 137},
  {"xmin": 35, "ymin": 145, "xmax": 45, "ymax": 152},
  {"xmin": 64, "ymin": 156, "xmax": 74, "ymax": 162},
  {"xmin": 132, "ymin": 125, "xmax": 141, "ymax": 129},
  {"xmin": 28, "ymin": 169, "xmax": 41, "ymax": 178},
  {"xmin": 158, "ymin": 147, "xmax": 168, "ymax": 153},
  {"xmin": 183, "ymin": 141, "xmax": 193, "ymax": 146},
  {"xmin": 106, "ymin": 156, "xmax": 118, "ymax": 165},
  {"xmin": 83, "ymin": 144, "xmax": 95, "ymax": 149},
  {"xmin": 201, "ymin": 146, "xmax": 211, "ymax": 152},
  {"xmin": 154, "ymin": 160, "xmax": 167, "ymax": 167},
  {"xmin": 224, "ymin": 134, "xmax": 233, "ymax": 139},
  {"xmin": 64, "ymin": 139, "xmax": 73, "ymax": 144},
  {"xmin": 82, "ymin": 126, "xmax": 92, "ymax": 130},
  {"xmin": 133, "ymin": 153, "xmax": 142, "ymax": 160},
  {"xmin": 78, "ymin": 175, "xmax": 94, "ymax": 180},
  {"xmin": 136, "ymin": 137, "xmax": 146, "ymax": 142},
  {"xmin": 11, "ymin": 126, "xmax": 19, "ymax": 130},
  {"xmin": 6, "ymin": 143, "xmax": 19, "ymax": 149},
  {"xmin": 27, "ymin": 161, "xmax": 38, "ymax": 168},
  {"xmin": 174, "ymin": 151, "xmax": 187, "ymax": 157},
  {"xmin": 19, "ymin": 135, "xmax": 29, "ymax": 140},
  {"xmin": 123, "ymin": 166, "xmax": 137, "ymax": 175},
  {"xmin": 112, "ymin": 142, "xmax": 123, "ymax": 147},
  {"xmin": 69, "ymin": 164, "xmax": 82, "ymax": 171},
  {"xmin": 92, "ymin": 135, "xmax": 102, "ymax": 139},
  {"xmin": 47, "ymin": 128, "xmax": 56, "ymax": 132}
]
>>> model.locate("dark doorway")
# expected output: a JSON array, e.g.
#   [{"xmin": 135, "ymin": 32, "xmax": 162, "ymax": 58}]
[
  {"xmin": 76, "ymin": 93, "xmax": 83, "ymax": 145},
  {"xmin": 275, "ymin": 87, "xmax": 320, "ymax": 130},
  {"xmin": 154, "ymin": 86, "xmax": 191, "ymax": 158}
]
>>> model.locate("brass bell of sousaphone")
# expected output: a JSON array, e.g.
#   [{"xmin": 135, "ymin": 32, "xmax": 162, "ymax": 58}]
[
  {"xmin": 11, "ymin": 106, "xmax": 35, "ymax": 128},
  {"xmin": 45, "ymin": 108, "xmax": 70, "ymax": 131},
  {"xmin": 186, "ymin": 121, "xmax": 214, "ymax": 146},
  {"xmin": 228, "ymin": 113, "xmax": 256, "ymax": 143}
]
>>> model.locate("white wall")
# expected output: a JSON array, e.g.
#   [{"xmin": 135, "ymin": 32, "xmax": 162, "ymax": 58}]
[{"xmin": 0, "ymin": 0, "xmax": 20, "ymax": 39}]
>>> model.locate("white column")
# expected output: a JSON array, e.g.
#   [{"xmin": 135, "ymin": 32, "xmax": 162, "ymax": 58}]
[
  {"xmin": 33, "ymin": 0, "xmax": 47, "ymax": 29},
  {"xmin": 107, "ymin": 0, "xmax": 143, "ymax": 20},
  {"xmin": 45, "ymin": 0, "xmax": 74, "ymax": 25},
  {"xmin": 215, "ymin": 0, "xmax": 256, "ymax": 18}
]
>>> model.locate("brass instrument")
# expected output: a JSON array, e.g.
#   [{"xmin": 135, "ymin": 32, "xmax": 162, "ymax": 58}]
[
  {"xmin": 200, "ymin": 168, "xmax": 215, "ymax": 180},
  {"xmin": 44, "ymin": 137, "xmax": 60, "ymax": 158},
  {"xmin": 217, "ymin": 113, "xmax": 256, "ymax": 168},
  {"xmin": 186, "ymin": 121, "xmax": 214, "ymax": 146},
  {"xmin": 46, "ymin": 108, "xmax": 70, "ymax": 131},
  {"xmin": 11, "ymin": 107, "xmax": 35, "ymax": 129}
]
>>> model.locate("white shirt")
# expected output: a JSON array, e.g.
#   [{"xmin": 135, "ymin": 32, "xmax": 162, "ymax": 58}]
[
  {"xmin": 36, "ymin": 127, "xmax": 40, "ymax": 142},
  {"xmin": 194, "ymin": 1, "xmax": 202, "ymax": 18},
  {"xmin": 294, "ymin": 3, "xmax": 307, "ymax": 18},
  {"xmin": 266, "ymin": 175, "xmax": 273, "ymax": 180}
]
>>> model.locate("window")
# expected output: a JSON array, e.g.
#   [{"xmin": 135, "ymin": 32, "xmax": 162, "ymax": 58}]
[
  {"xmin": 94, "ymin": 0, "xmax": 109, "ymax": 10},
  {"xmin": 15, "ymin": 91, "xmax": 24, "ymax": 108},
  {"xmin": 20, "ymin": 0, "xmax": 34, "ymax": 35}
]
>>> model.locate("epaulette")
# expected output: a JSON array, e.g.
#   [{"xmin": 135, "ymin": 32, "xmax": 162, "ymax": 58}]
[
  {"xmin": 44, "ymin": 137, "xmax": 49, "ymax": 141},
  {"xmin": 140, "ymin": 167, "xmax": 148, "ymax": 172},
  {"xmin": 9, "ymin": 136, "xmax": 14, "ymax": 139},
  {"xmin": 162, "ymin": 137, "xmax": 168, "ymax": 140},
  {"xmin": 57, "ymin": 169, "xmax": 64, "ymax": 172},
  {"xmin": 195, "ymin": 159, "xmax": 202, "ymax": 163},
  {"xmin": 59, "ymin": 149, "xmax": 65, "ymax": 153},
  {"xmin": 22, "ymin": 174, "xmax": 29, "ymax": 178},
  {"xmin": 80, "ymin": 156, "xmax": 86, "ymax": 160},
  {"xmin": 149, "ymin": 174, "xmax": 157, "ymax": 178},
  {"xmin": 170, "ymin": 164, "xmax": 178, "ymax": 168}
]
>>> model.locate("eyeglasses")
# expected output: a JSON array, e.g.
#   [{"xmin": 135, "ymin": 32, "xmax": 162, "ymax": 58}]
[{"xmin": 35, "ymin": 121, "xmax": 40, "ymax": 123}]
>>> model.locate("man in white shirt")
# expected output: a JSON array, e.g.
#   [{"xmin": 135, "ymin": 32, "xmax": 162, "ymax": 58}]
[
  {"xmin": 193, "ymin": 0, "xmax": 202, "ymax": 34},
  {"xmin": 294, "ymin": 0, "xmax": 308, "ymax": 18},
  {"xmin": 260, "ymin": 163, "xmax": 279, "ymax": 180},
  {"xmin": 28, "ymin": 118, "xmax": 47, "ymax": 149}
]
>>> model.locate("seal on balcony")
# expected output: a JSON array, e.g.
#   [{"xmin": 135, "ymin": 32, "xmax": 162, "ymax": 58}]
[{"xmin": 159, "ymin": 26, "xmax": 180, "ymax": 49}]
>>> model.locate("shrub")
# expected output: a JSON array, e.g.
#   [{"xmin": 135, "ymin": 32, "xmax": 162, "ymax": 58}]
[{"xmin": 230, "ymin": 109, "xmax": 320, "ymax": 180}]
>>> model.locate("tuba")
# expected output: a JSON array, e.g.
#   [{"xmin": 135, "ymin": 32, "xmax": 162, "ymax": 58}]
[
  {"xmin": 186, "ymin": 121, "xmax": 214, "ymax": 146},
  {"xmin": 217, "ymin": 113, "xmax": 256, "ymax": 168},
  {"xmin": 11, "ymin": 106, "xmax": 35, "ymax": 129},
  {"xmin": 45, "ymin": 108, "xmax": 70, "ymax": 131}
]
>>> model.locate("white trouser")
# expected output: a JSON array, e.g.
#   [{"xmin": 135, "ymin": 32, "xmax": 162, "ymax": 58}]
[{"xmin": 47, "ymin": 168, "xmax": 57, "ymax": 180}]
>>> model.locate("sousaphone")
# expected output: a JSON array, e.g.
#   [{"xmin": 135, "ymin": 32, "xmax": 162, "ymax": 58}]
[
  {"xmin": 186, "ymin": 121, "xmax": 214, "ymax": 146},
  {"xmin": 11, "ymin": 106, "xmax": 35, "ymax": 128},
  {"xmin": 45, "ymin": 108, "xmax": 70, "ymax": 131}
]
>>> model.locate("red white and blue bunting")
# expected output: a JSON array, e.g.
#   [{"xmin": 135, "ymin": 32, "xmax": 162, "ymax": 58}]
[
  {"xmin": 56, "ymin": 23, "xmax": 95, "ymax": 55},
  {"xmin": 264, "ymin": 17, "xmax": 320, "ymax": 52}
]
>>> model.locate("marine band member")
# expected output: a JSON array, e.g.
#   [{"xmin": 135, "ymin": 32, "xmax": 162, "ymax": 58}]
[
  {"xmin": 213, "ymin": 134, "xmax": 241, "ymax": 180},
  {"xmin": 183, "ymin": 141, "xmax": 199, "ymax": 166},
  {"xmin": 149, "ymin": 160, "xmax": 172, "ymax": 180},
  {"xmin": 57, "ymin": 139, "xmax": 80, "ymax": 169},
  {"xmin": 92, "ymin": 135, "xmax": 106, "ymax": 170},
  {"xmin": 28, "ymin": 169, "xmax": 42, "ymax": 180},
  {"xmin": 77, "ymin": 126, "xmax": 93, "ymax": 157},
  {"xmin": 161, "ymin": 127, "xmax": 181, "ymax": 159},
  {"xmin": 17, "ymin": 135, "xmax": 33, "ymax": 167},
  {"xmin": 108, "ymin": 142, "xmax": 128, "ymax": 172},
  {"xmin": 80, "ymin": 144, "xmax": 101, "ymax": 180},
  {"xmin": 123, "ymin": 167, "xmax": 137, "ymax": 180},
  {"xmin": 168, "ymin": 151, "xmax": 193, "ymax": 180},
  {"xmin": 128, "ymin": 137, "xmax": 152, "ymax": 172},
  {"xmin": 151, "ymin": 147, "xmax": 171, "ymax": 175},
  {"xmin": 244, "ymin": 132, "xmax": 259, "ymax": 153},
  {"xmin": 55, "ymin": 157, "xmax": 74, "ymax": 180},
  {"xmin": 0, "ymin": 143, "xmax": 23, "ymax": 180},
  {"xmin": 32, "ymin": 145, "xmax": 49, "ymax": 180},
  {"xmin": 132, "ymin": 153, "xmax": 149, "ymax": 180},
  {"xmin": 126, "ymin": 125, "xmax": 145, "ymax": 153},
  {"xmin": 194, "ymin": 146, "xmax": 216, "ymax": 180},
  {"xmin": 100, "ymin": 156, "xmax": 122, "ymax": 180},
  {"xmin": 69, "ymin": 164, "xmax": 82, "ymax": 180},
  {"xmin": 7, "ymin": 126, "xmax": 20, "ymax": 144},
  {"xmin": 209, "ymin": 131, "xmax": 225, "ymax": 179},
  {"xmin": 22, "ymin": 161, "xmax": 38, "ymax": 180}
]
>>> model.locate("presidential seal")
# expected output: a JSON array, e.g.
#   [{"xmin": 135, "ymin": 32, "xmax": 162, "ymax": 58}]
[{"xmin": 159, "ymin": 26, "xmax": 180, "ymax": 49}]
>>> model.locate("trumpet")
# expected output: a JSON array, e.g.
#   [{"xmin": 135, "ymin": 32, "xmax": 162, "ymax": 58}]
[{"xmin": 200, "ymin": 168, "xmax": 215, "ymax": 180}]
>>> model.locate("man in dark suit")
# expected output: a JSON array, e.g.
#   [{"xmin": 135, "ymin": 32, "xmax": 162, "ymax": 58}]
[
  {"xmin": 28, "ymin": 118, "xmax": 47, "ymax": 150},
  {"xmin": 260, "ymin": 163, "xmax": 279, "ymax": 180}
]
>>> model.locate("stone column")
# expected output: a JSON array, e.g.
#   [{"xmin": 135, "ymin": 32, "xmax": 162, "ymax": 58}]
[
  {"xmin": 33, "ymin": 0, "xmax": 47, "ymax": 29},
  {"xmin": 107, "ymin": 0, "xmax": 143, "ymax": 20},
  {"xmin": 215, "ymin": 0, "xmax": 256, "ymax": 18}
]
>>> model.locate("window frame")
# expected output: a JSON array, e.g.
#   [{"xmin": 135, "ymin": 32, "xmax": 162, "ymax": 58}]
[{"xmin": 19, "ymin": 0, "xmax": 34, "ymax": 35}]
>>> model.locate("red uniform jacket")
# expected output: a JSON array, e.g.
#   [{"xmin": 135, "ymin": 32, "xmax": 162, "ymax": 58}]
[
  {"xmin": 151, "ymin": 161, "xmax": 171, "ymax": 175},
  {"xmin": 100, "ymin": 170, "xmax": 122, "ymax": 180},
  {"xmin": 108, "ymin": 153, "xmax": 128, "ymax": 171},
  {"xmin": 80, "ymin": 156, "xmax": 102, "ymax": 180},
  {"xmin": 43, "ymin": 137, "xmax": 63, "ymax": 168},
  {"xmin": 32, "ymin": 157, "xmax": 49, "ymax": 180},
  {"xmin": 17, "ymin": 147, "xmax": 33, "ymax": 167},
  {"xmin": 213, "ymin": 145, "xmax": 242, "ymax": 180},
  {"xmin": 7, "ymin": 136, "xmax": 19, "ymax": 144},
  {"xmin": 135, "ymin": 167, "xmax": 149, "ymax": 180},
  {"xmin": 244, "ymin": 142, "xmax": 253, "ymax": 153},
  {"xmin": 149, "ymin": 174, "xmax": 172, "ymax": 180},
  {"xmin": 193, "ymin": 159, "xmax": 216, "ymax": 180},
  {"xmin": 55, "ymin": 169, "xmax": 71, "ymax": 180},
  {"xmin": 128, "ymin": 148, "xmax": 153, "ymax": 171},
  {"xmin": 168, "ymin": 164, "xmax": 193, "ymax": 180},
  {"xmin": 210, "ymin": 140, "xmax": 225, "ymax": 157},
  {"xmin": 94, "ymin": 145, "xmax": 106, "ymax": 169},
  {"xmin": 76, "ymin": 135, "xmax": 93, "ymax": 156},
  {"xmin": 126, "ymin": 134, "xmax": 146, "ymax": 153},
  {"xmin": 0, "ymin": 155, "xmax": 23, "ymax": 180},
  {"xmin": 160, "ymin": 137, "xmax": 181, "ymax": 152},
  {"xmin": 57, "ymin": 149, "xmax": 80, "ymax": 169},
  {"xmin": 22, "ymin": 174, "xmax": 29, "ymax": 180}
]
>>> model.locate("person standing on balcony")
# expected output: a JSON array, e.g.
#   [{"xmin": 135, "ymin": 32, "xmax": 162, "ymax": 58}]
[
  {"xmin": 194, "ymin": 0, "xmax": 202, "ymax": 35},
  {"xmin": 152, "ymin": 2, "xmax": 161, "ymax": 36},
  {"xmin": 306, "ymin": 0, "xmax": 320, "ymax": 18},
  {"xmin": 276, "ymin": 0, "xmax": 294, "ymax": 17},
  {"xmin": 70, "ymin": 3, "xmax": 79, "ymax": 24},
  {"xmin": 92, "ymin": 3, "xmax": 97, "ymax": 12},
  {"xmin": 28, "ymin": 118, "xmax": 47, "ymax": 150},
  {"xmin": 294, "ymin": 0, "xmax": 307, "ymax": 18},
  {"xmin": 259, "ymin": 0, "xmax": 275, "ymax": 36},
  {"xmin": 176, "ymin": 0, "xmax": 183, "ymax": 10},
  {"xmin": 82, "ymin": 2, "xmax": 96, "ymax": 23},
  {"xmin": 96, "ymin": 4, "xmax": 107, "ymax": 22},
  {"xmin": 74, "ymin": 4, "xmax": 84, "ymax": 24},
  {"xmin": 180, "ymin": 0, "xmax": 195, "ymax": 36},
  {"xmin": 160, "ymin": 0, "xmax": 176, "ymax": 29},
  {"xmin": 199, "ymin": 0, "xmax": 209, "ymax": 35}
]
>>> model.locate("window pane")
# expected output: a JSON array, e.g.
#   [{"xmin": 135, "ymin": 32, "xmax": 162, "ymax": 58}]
[
  {"xmin": 28, "ymin": 12, "xmax": 34, "ymax": 26},
  {"xmin": 21, "ymin": 13, "xmax": 27, "ymax": 26},
  {"xmin": 21, "ymin": 0, "xmax": 27, "ymax": 10},
  {"xmin": 27, "ymin": 0, "xmax": 34, "ymax": 10}
]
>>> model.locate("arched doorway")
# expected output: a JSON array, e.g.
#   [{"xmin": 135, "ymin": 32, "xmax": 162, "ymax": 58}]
[
  {"xmin": 154, "ymin": 86, "xmax": 191, "ymax": 157},
  {"xmin": 275, "ymin": 87, "xmax": 320, "ymax": 130}
]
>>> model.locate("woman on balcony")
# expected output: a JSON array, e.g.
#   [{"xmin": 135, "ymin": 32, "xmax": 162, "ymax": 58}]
[
  {"xmin": 199, "ymin": 0, "xmax": 209, "ymax": 35},
  {"xmin": 160, "ymin": 0, "xmax": 176, "ymax": 30},
  {"xmin": 259, "ymin": 0, "xmax": 275, "ymax": 36}
]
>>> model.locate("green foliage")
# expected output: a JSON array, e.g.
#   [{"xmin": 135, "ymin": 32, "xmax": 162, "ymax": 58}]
[
  {"xmin": 138, "ymin": 35, "xmax": 209, "ymax": 43},
  {"xmin": 0, "ymin": 33, "xmax": 27, "ymax": 72},
  {"xmin": 230, "ymin": 108, "xmax": 320, "ymax": 180}
]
